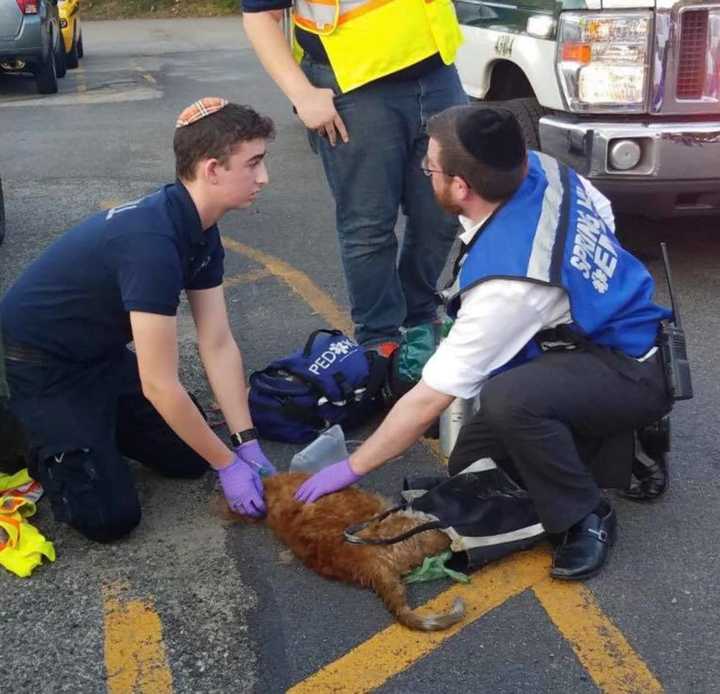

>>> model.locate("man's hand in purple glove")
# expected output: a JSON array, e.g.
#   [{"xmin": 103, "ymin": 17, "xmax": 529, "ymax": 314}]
[
  {"xmin": 294, "ymin": 459, "xmax": 363, "ymax": 504},
  {"xmin": 235, "ymin": 440, "xmax": 277, "ymax": 478},
  {"xmin": 218, "ymin": 454, "xmax": 266, "ymax": 517}
]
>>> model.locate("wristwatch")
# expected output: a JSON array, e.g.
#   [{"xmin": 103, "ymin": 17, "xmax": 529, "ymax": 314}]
[{"xmin": 230, "ymin": 427, "xmax": 258, "ymax": 448}]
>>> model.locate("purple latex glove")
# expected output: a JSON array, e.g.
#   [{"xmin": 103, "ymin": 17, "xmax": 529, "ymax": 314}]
[
  {"xmin": 294, "ymin": 459, "xmax": 363, "ymax": 503},
  {"xmin": 218, "ymin": 454, "xmax": 266, "ymax": 517},
  {"xmin": 235, "ymin": 439, "xmax": 277, "ymax": 478}
]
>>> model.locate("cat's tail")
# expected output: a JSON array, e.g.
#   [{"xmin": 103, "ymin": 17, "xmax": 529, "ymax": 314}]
[{"xmin": 372, "ymin": 571, "xmax": 466, "ymax": 631}]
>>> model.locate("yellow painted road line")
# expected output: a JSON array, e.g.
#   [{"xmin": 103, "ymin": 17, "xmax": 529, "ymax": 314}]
[
  {"xmin": 130, "ymin": 58, "xmax": 157, "ymax": 85},
  {"xmin": 224, "ymin": 268, "xmax": 273, "ymax": 287},
  {"xmin": 289, "ymin": 548, "xmax": 552, "ymax": 694},
  {"xmin": 103, "ymin": 581, "xmax": 174, "ymax": 694},
  {"xmin": 533, "ymin": 579, "xmax": 663, "ymax": 694},
  {"xmin": 223, "ymin": 238, "xmax": 353, "ymax": 335}
]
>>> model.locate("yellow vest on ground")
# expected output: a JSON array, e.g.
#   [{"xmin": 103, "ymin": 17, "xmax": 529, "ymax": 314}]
[
  {"xmin": 293, "ymin": 0, "xmax": 463, "ymax": 93},
  {"xmin": 0, "ymin": 469, "xmax": 56, "ymax": 578}
]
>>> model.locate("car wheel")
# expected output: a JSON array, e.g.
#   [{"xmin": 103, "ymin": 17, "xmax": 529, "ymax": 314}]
[
  {"xmin": 34, "ymin": 49, "xmax": 58, "ymax": 94},
  {"xmin": 55, "ymin": 32, "xmax": 67, "ymax": 78},
  {"xmin": 66, "ymin": 28, "xmax": 80, "ymax": 69},
  {"xmin": 0, "ymin": 178, "xmax": 5, "ymax": 246},
  {"xmin": 477, "ymin": 98, "xmax": 546, "ymax": 151},
  {"xmin": 77, "ymin": 31, "xmax": 84, "ymax": 59}
]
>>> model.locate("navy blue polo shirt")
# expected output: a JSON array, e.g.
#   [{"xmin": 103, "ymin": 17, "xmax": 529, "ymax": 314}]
[{"xmin": 0, "ymin": 182, "xmax": 225, "ymax": 363}]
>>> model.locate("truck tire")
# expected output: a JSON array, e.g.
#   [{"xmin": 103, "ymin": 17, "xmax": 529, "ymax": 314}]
[
  {"xmin": 34, "ymin": 51, "xmax": 58, "ymax": 94},
  {"xmin": 477, "ymin": 98, "xmax": 546, "ymax": 151},
  {"xmin": 77, "ymin": 32, "xmax": 84, "ymax": 59}
]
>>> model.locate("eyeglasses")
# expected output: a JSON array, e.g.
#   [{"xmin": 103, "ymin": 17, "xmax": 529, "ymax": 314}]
[{"xmin": 420, "ymin": 157, "xmax": 453, "ymax": 178}]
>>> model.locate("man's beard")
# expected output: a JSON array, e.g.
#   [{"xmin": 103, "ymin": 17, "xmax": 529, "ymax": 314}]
[{"xmin": 435, "ymin": 185, "xmax": 462, "ymax": 216}]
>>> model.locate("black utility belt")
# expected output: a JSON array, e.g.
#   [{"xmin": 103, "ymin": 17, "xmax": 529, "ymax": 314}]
[
  {"xmin": 3, "ymin": 340, "xmax": 124, "ymax": 371},
  {"xmin": 3, "ymin": 340, "xmax": 48, "ymax": 366}
]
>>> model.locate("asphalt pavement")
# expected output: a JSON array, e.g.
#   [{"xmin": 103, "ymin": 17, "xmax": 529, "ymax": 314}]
[{"xmin": 1, "ymin": 18, "xmax": 719, "ymax": 694}]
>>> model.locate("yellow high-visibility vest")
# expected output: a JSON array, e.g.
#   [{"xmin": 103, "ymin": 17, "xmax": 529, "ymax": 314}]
[{"xmin": 293, "ymin": 0, "xmax": 463, "ymax": 93}]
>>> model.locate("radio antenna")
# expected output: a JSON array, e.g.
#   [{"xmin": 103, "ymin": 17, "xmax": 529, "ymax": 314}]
[{"xmin": 660, "ymin": 242, "xmax": 682, "ymax": 329}]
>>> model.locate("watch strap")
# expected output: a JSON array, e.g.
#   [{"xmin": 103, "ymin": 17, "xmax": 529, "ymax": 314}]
[{"xmin": 231, "ymin": 427, "xmax": 258, "ymax": 448}]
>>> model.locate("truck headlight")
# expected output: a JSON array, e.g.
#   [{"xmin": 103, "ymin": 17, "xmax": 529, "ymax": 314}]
[{"xmin": 556, "ymin": 12, "xmax": 652, "ymax": 113}]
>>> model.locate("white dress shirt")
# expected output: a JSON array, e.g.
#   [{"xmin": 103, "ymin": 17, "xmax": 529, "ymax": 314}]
[{"xmin": 422, "ymin": 177, "xmax": 615, "ymax": 399}]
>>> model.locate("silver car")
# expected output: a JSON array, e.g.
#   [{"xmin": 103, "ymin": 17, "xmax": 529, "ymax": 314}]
[{"xmin": 0, "ymin": 0, "xmax": 66, "ymax": 94}]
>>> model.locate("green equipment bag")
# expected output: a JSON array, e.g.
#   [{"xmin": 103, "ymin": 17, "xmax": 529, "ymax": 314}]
[{"xmin": 382, "ymin": 322, "xmax": 443, "ymax": 404}]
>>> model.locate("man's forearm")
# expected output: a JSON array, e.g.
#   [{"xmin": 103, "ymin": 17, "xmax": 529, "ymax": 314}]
[
  {"xmin": 243, "ymin": 12, "xmax": 313, "ymax": 103},
  {"xmin": 350, "ymin": 382, "xmax": 454, "ymax": 475},
  {"xmin": 199, "ymin": 338, "xmax": 253, "ymax": 435},
  {"xmin": 145, "ymin": 381, "xmax": 233, "ymax": 470}
]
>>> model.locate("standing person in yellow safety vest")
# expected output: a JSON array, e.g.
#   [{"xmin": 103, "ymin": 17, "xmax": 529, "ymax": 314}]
[{"xmin": 243, "ymin": 0, "xmax": 468, "ymax": 353}]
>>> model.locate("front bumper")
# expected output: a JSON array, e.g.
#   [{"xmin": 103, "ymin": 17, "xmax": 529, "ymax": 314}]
[{"xmin": 539, "ymin": 116, "xmax": 720, "ymax": 217}]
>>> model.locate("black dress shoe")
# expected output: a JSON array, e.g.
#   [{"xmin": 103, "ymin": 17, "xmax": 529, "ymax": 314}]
[
  {"xmin": 618, "ymin": 451, "xmax": 668, "ymax": 502},
  {"xmin": 619, "ymin": 417, "xmax": 670, "ymax": 502},
  {"xmin": 551, "ymin": 505, "xmax": 617, "ymax": 581}
]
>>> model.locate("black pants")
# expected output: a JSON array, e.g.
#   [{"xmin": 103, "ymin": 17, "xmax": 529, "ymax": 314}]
[
  {"xmin": 5, "ymin": 347, "xmax": 208, "ymax": 542},
  {"xmin": 448, "ymin": 349, "xmax": 672, "ymax": 534}
]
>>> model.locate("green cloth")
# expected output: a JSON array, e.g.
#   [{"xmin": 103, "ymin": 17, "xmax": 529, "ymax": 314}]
[
  {"xmin": 396, "ymin": 323, "xmax": 441, "ymax": 384},
  {"xmin": 404, "ymin": 550, "xmax": 470, "ymax": 584}
]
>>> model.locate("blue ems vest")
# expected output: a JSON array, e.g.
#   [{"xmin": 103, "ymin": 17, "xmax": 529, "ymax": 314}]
[{"xmin": 443, "ymin": 152, "xmax": 671, "ymax": 366}]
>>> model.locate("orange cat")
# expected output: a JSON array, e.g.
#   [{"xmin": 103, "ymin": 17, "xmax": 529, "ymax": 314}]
[{"xmin": 220, "ymin": 472, "xmax": 465, "ymax": 631}]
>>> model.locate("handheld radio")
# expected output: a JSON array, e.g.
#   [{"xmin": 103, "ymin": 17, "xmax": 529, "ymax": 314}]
[{"xmin": 658, "ymin": 242, "xmax": 693, "ymax": 401}]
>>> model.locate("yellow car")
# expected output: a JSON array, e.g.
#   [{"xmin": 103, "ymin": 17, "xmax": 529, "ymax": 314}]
[{"xmin": 58, "ymin": 0, "xmax": 83, "ymax": 69}]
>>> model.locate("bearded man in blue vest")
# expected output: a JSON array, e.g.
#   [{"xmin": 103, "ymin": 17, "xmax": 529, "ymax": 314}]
[{"xmin": 293, "ymin": 106, "xmax": 673, "ymax": 581}]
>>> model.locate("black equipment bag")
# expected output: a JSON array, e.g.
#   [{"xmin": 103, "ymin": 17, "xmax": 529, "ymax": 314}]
[{"xmin": 344, "ymin": 463, "xmax": 546, "ymax": 572}]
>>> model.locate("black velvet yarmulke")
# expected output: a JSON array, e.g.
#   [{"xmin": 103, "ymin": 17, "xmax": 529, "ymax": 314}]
[{"xmin": 456, "ymin": 107, "xmax": 526, "ymax": 170}]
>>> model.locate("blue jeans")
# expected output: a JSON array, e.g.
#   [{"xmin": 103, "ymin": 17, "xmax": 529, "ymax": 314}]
[{"xmin": 301, "ymin": 58, "xmax": 468, "ymax": 345}]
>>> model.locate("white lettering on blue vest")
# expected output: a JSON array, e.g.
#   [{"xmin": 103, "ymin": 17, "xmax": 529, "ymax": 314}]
[{"xmin": 570, "ymin": 186, "xmax": 618, "ymax": 294}]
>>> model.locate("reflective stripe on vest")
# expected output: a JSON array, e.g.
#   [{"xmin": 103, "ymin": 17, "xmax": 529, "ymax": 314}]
[
  {"xmin": 443, "ymin": 152, "xmax": 671, "ymax": 359},
  {"xmin": 294, "ymin": 0, "xmax": 463, "ymax": 93},
  {"xmin": 441, "ymin": 152, "xmax": 565, "ymax": 313},
  {"xmin": 294, "ymin": 0, "xmax": 367, "ymax": 34}
]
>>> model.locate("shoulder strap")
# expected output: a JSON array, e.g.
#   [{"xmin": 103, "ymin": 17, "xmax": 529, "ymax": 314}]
[
  {"xmin": 302, "ymin": 329, "xmax": 344, "ymax": 357},
  {"xmin": 343, "ymin": 506, "xmax": 443, "ymax": 545}
]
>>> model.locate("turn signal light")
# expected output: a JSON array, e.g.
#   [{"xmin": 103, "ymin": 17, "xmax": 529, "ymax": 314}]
[{"xmin": 561, "ymin": 42, "xmax": 592, "ymax": 63}]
